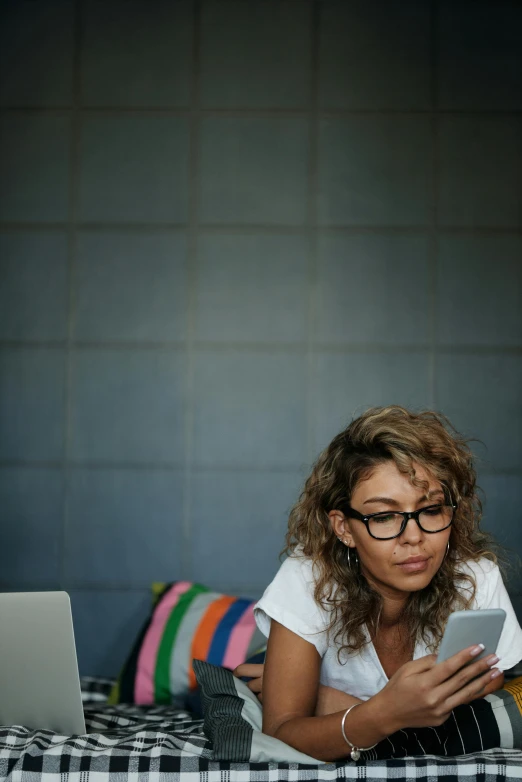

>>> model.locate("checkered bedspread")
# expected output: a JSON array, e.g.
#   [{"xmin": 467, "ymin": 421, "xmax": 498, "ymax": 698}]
[{"xmin": 0, "ymin": 679, "xmax": 521, "ymax": 781}]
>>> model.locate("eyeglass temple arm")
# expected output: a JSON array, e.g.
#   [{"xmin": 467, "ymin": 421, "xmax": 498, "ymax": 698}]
[{"xmin": 342, "ymin": 506, "xmax": 365, "ymax": 521}]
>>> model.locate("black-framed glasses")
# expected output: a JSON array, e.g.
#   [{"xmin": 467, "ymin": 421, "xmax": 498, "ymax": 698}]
[{"xmin": 343, "ymin": 503, "xmax": 456, "ymax": 541}]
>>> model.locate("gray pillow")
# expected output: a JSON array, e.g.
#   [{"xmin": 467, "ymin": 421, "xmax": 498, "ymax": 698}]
[{"xmin": 193, "ymin": 659, "xmax": 320, "ymax": 763}]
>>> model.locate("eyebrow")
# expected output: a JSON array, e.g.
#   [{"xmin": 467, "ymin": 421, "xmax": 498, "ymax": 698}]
[{"xmin": 363, "ymin": 490, "xmax": 445, "ymax": 506}]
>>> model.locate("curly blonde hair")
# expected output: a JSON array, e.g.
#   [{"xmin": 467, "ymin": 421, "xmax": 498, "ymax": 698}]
[{"xmin": 285, "ymin": 406, "xmax": 500, "ymax": 658}]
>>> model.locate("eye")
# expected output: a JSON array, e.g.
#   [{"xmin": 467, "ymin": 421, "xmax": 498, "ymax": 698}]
[
  {"xmin": 422, "ymin": 505, "xmax": 444, "ymax": 516},
  {"xmin": 373, "ymin": 513, "xmax": 399, "ymax": 523}
]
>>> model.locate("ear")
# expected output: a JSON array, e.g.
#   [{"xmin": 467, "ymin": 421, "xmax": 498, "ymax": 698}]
[{"xmin": 328, "ymin": 510, "xmax": 355, "ymax": 547}]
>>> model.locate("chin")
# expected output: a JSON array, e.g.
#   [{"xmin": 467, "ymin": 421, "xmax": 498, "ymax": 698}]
[
  {"xmin": 391, "ymin": 565, "xmax": 435, "ymax": 589},
  {"xmin": 398, "ymin": 570, "xmax": 435, "ymax": 589},
  {"xmin": 402, "ymin": 576, "xmax": 434, "ymax": 592}
]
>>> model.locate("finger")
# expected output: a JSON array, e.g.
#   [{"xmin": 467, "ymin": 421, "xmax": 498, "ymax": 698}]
[
  {"xmin": 428, "ymin": 644, "xmax": 489, "ymax": 686},
  {"xmin": 433, "ymin": 710, "xmax": 451, "ymax": 727},
  {"xmin": 434, "ymin": 660, "xmax": 496, "ymax": 708},
  {"xmin": 233, "ymin": 663, "xmax": 263, "ymax": 678},
  {"xmin": 462, "ymin": 667, "xmax": 504, "ymax": 703},
  {"xmin": 463, "ymin": 671, "xmax": 503, "ymax": 702},
  {"xmin": 437, "ymin": 654, "xmax": 500, "ymax": 700},
  {"xmin": 444, "ymin": 667, "xmax": 503, "ymax": 712},
  {"xmin": 247, "ymin": 678, "xmax": 263, "ymax": 694},
  {"xmin": 401, "ymin": 653, "xmax": 438, "ymax": 675}
]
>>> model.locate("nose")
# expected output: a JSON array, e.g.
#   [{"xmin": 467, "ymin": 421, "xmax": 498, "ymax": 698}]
[{"xmin": 400, "ymin": 515, "xmax": 423, "ymax": 544}]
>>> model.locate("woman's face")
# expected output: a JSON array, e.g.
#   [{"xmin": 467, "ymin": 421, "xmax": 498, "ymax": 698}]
[{"xmin": 330, "ymin": 460, "xmax": 452, "ymax": 603}]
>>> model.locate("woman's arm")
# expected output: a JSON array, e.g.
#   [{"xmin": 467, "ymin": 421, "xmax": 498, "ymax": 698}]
[
  {"xmin": 314, "ymin": 685, "xmax": 362, "ymax": 716},
  {"xmin": 262, "ymin": 621, "xmax": 387, "ymax": 761},
  {"xmin": 262, "ymin": 620, "xmax": 504, "ymax": 762},
  {"xmin": 232, "ymin": 664, "xmax": 362, "ymax": 714},
  {"xmin": 235, "ymin": 666, "xmax": 505, "ymax": 713}
]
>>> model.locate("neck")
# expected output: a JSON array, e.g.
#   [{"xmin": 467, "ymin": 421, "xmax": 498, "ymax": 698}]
[
  {"xmin": 379, "ymin": 596, "xmax": 408, "ymax": 627},
  {"xmin": 360, "ymin": 565, "xmax": 409, "ymax": 628}
]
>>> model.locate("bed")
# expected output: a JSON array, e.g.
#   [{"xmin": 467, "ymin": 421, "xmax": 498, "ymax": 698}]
[{"xmin": 1, "ymin": 676, "xmax": 521, "ymax": 782}]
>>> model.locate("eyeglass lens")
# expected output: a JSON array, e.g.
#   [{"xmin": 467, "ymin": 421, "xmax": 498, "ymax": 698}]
[{"xmin": 368, "ymin": 505, "xmax": 453, "ymax": 539}]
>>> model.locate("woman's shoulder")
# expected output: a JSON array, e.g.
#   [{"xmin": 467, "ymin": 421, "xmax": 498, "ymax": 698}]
[
  {"xmin": 270, "ymin": 550, "xmax": 321, "ymax": 591},
  {"xmin": 458, "ymin": 556, "xmax": 499, "ymax": 581},
  {"xmin": 254, "ymin": 550, "xmax": 331, "ymax": 654},
  {"xmin": 280, "ymin": 548, "xmax": 316, "ymax": 572},
  {"xmin": 456, "ymin": 556, "xmax": 501, "ymax": 605}
]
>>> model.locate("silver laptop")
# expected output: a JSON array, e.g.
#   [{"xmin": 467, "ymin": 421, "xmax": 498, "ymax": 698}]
[{"xmin": 0, "ymin": 591, "xmax": 86, "ymax": 734}]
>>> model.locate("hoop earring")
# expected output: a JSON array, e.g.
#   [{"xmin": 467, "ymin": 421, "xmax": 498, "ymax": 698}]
[
  {"xmin": 348, "ymin": 548, "xmax": 359, "ymax": 569},
  {"xmin": 444, "ymin": 541, "xmax": 450, "ymax": 560}
]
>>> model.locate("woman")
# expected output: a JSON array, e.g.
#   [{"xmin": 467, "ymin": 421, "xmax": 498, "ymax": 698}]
[{"xmin": 235, "ymin": 407, "xmax": 522, "ymax": 762}]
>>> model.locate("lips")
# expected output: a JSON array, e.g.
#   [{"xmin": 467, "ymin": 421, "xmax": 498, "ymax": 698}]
[
  {"xmin": 396, "ymin": 556, "xmax": 430, "ymax": 573},
  {"xmin": 400, "ymin": 556, "xmax": 428, "ymax": 565}
]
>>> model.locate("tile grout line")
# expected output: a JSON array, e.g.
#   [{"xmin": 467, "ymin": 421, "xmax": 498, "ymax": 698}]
[
  {"xmin": 2, "ymin": 460, "xmax": 522, "ymax": 477},
  {"xmin": 3, "ymin": 341, "xmax": 522, "ymax": 354},
  {"xmin": 61, "ymin": 0, "xmax": 83, "ymax": 590},
  {"xmin": 2, "ymin": 223, "xmax": 521, "ymax": 234},
  {"xmin": 181, "ymin": 0, "xmax": 202, "ymax": 583},
  {"xmin": 2, "ymin": 106, "xmax": 522, "ymax": 118},
  {"xmin": 428, "ymin": 0, "xmax": 439, "ymax": 410},
  {"xmin": 305, "ymin": 0, "xmax": 320, "ymax": 465}
]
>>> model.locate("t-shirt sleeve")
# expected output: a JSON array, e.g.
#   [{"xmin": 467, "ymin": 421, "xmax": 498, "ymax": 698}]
[
  {"xmin": 254, "ymin": 555, "xmax": 330, "ymax": 657},
  {"xmin": 471, "ymin": 560, "xmax": 522, "ymax": 672}
]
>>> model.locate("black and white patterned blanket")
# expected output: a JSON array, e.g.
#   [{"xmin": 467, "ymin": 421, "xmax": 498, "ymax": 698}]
[{"xmin": 0, "ymin": 678, "xmax": 521, "ymax": 781}]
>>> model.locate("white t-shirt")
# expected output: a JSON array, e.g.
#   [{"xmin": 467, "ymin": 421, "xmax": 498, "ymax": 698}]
[{"xmin": 254, "ymin": 554, "xmax": 522, "ymax": 702}]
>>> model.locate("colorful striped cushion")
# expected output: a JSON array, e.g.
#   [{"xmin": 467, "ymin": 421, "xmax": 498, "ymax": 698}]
[{"xmin": 109, "ymin": 582, "xmax": 265, "ymax": 704}]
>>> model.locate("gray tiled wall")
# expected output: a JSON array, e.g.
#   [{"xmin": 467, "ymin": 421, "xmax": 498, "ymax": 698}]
[{"xmin": 0, "ymin": 0, "xmax": 521, "ymax": 677}]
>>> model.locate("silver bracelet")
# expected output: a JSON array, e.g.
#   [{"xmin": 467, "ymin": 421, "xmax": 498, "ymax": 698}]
[{"xmin": 340, "ymin": 704, "xmax": 379, "ymax": 761}]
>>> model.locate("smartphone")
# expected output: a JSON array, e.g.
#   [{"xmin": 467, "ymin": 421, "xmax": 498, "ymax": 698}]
[{"xmin": 437, "ymin": 608, "xmax": 506, "ymax": 663}]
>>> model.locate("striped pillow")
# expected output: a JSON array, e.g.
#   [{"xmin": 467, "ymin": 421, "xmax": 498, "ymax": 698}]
[
  {"xmin": 109, "ymin": 582, "xmax": 265, "ymax": 704},
  {"xmin": 195, "ymin": 661, "xmax": 522, "ymax": 761}
]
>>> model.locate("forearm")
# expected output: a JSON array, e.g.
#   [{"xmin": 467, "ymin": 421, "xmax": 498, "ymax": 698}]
[
  {"xmin": 315, "ymin": 685, "xmax": 362, "ymax": 716},
  {"xmin": 274, "ymin": 696, "xmax": 390, "ymax": 763}
]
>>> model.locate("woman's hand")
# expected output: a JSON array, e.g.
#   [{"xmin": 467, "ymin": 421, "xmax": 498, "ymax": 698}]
[
  {"xmin": 373, "ymin": 645, "xmax": 503, "ymax": 734},
  {"xmin": 233, "ymin": 663, "xmax": 264, "ymax": 702}
]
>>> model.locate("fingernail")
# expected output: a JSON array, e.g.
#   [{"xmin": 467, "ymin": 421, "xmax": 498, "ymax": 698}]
[
  {"xmin": 470, "ymin": 644, "xmax": 485, "ymax": 656},
  {"xmin": 490, "ymin": 668, "xmax": 502, "ymax": 679},
  {"xmin": 488, "ymin": 655, "xmax": 500, "ymax": 666}
]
